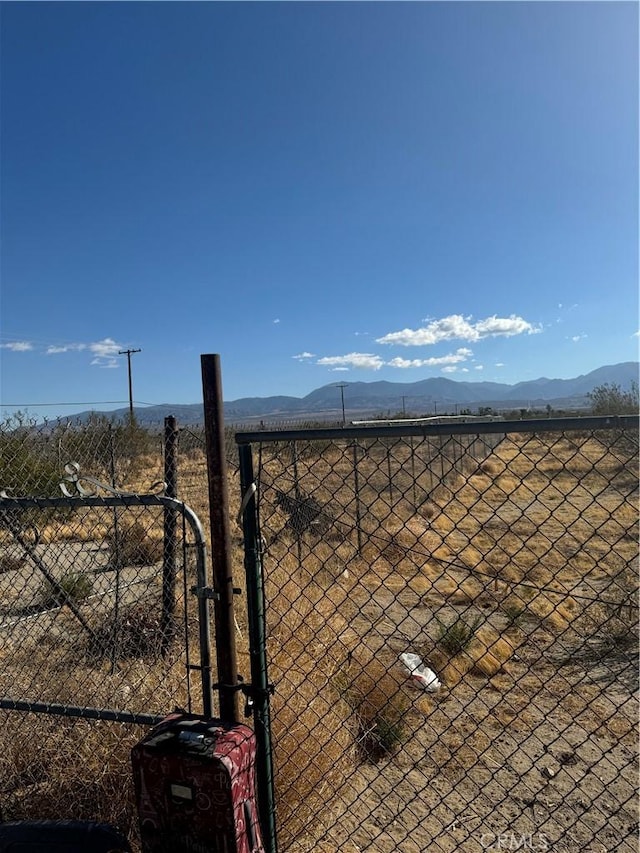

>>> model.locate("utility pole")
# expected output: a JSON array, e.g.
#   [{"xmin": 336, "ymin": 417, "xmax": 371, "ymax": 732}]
[
  {"xmin": 401, "ymin": 396, "xmax": 406, "ymax": 416},
  {"xmin": 335, "ymin": 383, "xmax": 348, "ymax": 426},
  {"xmin": 119, "ymin": 348, "xmax": 142, "ymax": 425}
]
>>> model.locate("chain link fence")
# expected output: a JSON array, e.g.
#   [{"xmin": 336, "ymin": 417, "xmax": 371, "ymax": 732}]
[
  {"xmin": 1, "ymin": 413, "xmax": 637, "ymax": 851},
  {"xmin": 236, "ymin": 417, "xmax": 639, "ymax": 853},
  {"xmin": 0, "ymin": 416, "xmax": 214, "ymax": 847}
]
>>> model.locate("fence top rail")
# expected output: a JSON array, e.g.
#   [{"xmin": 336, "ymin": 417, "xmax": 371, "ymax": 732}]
[
  {"xmin": 0, "ymin": 493, "xmax": 184, "ymax": 510},
  {"xmin": 235, "ymin": 414, "xmax": 639, "ymax": 445}
]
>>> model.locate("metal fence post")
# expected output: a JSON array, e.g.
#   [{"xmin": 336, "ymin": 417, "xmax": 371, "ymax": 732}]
[
  {"xmin": 108, "ymin": 425, "xmax": 121, "ymax": 672},
  {"xmin": 238, "ymin": 442, "xmax": 278, "ymax": 853},
  {"xmin": 410, "ymin": 436, "xmax": 417, "ymax": 507},
  {"xmin": 201, "ymin": 354, "xmax": 239, "ymax": 723},
  {"xmin": 351, "ymin": 440, "xmax": 363, "ymax": 555},
  {"xmin": 161, "ymin": 415, "xmax": 178, "ymax": 657},
  {"xmin": 291, "ymin": 441, "xmax": 303, "ymax": 565}
]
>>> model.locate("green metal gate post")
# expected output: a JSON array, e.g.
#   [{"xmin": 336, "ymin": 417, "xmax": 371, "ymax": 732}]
[{"xmin": 238, "ymin": 442, "xmax": 278, "ymax": 853}]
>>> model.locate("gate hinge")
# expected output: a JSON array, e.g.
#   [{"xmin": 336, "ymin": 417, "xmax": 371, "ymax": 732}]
[{"xmin": 190, "ymin": 585, "xmax": 220, "ymax": 601}]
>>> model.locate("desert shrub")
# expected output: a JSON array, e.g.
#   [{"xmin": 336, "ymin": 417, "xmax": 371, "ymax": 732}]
[
  {"xmin": 600, "ymin": 613, "xmax": 638, "ymax": 653},
  {"xmin": 88, "ymin": 603, "xmax": 169, "ymax": 660},
  {"xmin": 436, "ymin": 614, "xmax": 483, "ymax": 655},
  {"xmin": 57, "ymin": 415, "xmax": 156, "ymax": 488},
  {"xmin": 105, "ymin": 520, "xmax": 162, "ymax": 568},
  {"xmin": 420, "ymin": 501, "xmax": 439, "ymax": 520},
  {"xmin": 502, "ymin": 600, "xmax": 526, "ymax": 629},
  {"xmin": 480, "ymin": 459, "xmax": 500, "ymax": 476},
  {"xmin": 0, "ymin": 550, "xmax": 26, "ymax": 573},
  {"xmin": 587, "ymin": 381, "xmax": 639, "ymax": 416},
  {"xmin": 39, "ymin": 570, "xmax": 93, "ymax": 608},
  {"xmin": 578, "ymin": 600, "xmax": 639, "ymax": 661},
  {"xmin": 0, "ymin": 415, "xmax": 62, "ymax": 501},
  {"xmin": 274, "ymin": 489, "xmax": 334, "ymax": 536},
  {"xmin": 333, "ymin": 656, "xmax": 409, "ymax": 762}
]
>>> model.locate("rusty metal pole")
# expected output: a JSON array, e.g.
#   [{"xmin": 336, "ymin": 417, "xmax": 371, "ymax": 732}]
[{"xmin": 201, "ymin": 354, "xmax": 238, "ymax": 722}]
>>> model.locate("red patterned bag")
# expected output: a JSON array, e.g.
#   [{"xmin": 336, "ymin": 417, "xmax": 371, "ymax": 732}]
[{"xmin": 131, "ymin": 713, "xmax": 265, "ymax": 853}]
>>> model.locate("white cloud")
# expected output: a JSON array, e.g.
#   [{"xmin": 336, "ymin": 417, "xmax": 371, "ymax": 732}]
[
  {"xmin": 315, "ymin": 346, "xmax": 473, "ymax": 371},
  {"xmin": 570, "ymin": 334, "xmax": 587, "ymax": 343},
  {"xmin": 309, "ymin": 345, "xmax": 476, "ymax": 372},
  {"xmin": 273, "ymin": 319, "xmax": 280, "ymax": 324},
  {"xmin": 475, "ymin": 365, "xmax": 484, "ymax": 370},
  {"xmin": 461, "ymin": 368, "xmax": 469, "ymax": 373},
  {"xmin": 317, "ymin": 352, "xmax": 384, "ymax": 370},
  {"xmin": 387, "ymin": 358, "xmax": 431, "ymax": 369},
  {"xmin": 91, "ymin": 357, "xmax": 119, "ymax": 369},
  {"xmin": 474, "ymin": 315, "xmax": 540, "ymax": 337},
  {"xmin": 46, "ymin": 343, "xmax": 87, "ymax": 354},
  {"xmin": 442, "ymin": 365, "xmax": 458, "ymax": 373},
  {"xmin": 330, "ymin": 367, "xmax": 350, "ymax": 372},
  {"xmin": 632, "ymin": 331, "xmax": 640, "ymax": 338},
  {"xmin": 39, "ymin": 337, "xmax": 125, "ymax": 368},
  {"xmin": 354, "ymin": 331, "xmax": 369, "ymax": 337},
  {"xmin": 89, "ymin": 338, "xmax": 121, "ymax": 358},
  {"xmin": 377, "ymin": 314, "xmax": 541, "ymax": 346},
  {"xmin": 495, "ymin": 362, "xmax": 505, "ymax": 368},
  {"xmin": 0, "ymin": 341, "xmax": 33, "ymax": 352},
  {"xmin": 86, "ymin": 338, "xmax": 124, "ymax": 368},
  {"xmin": 386, "ymin": 347, "xmax": 473, "ymax": 369},
  {"xmin": 0, "ymin": 337, "xmax": 129, "ymax": 367}
]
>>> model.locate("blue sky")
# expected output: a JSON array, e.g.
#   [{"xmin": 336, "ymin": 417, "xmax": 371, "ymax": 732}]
[{"xmin": 1, "ymin": 2, "xmax": 638, "ymax": 421}]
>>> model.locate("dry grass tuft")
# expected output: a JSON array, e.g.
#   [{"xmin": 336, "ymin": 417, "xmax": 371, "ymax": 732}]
[
  {"xmin": 528, "ymin": 592, "xmax": 577, "ymax": 631},
  {"xmin": 0, "ymin": 713, "xmax": 141, "ymax": 839},
  {"xmin": 431, "ymin": 621, "xmax": 520, "ymax": 686},
  {"xmin": 105, "ymin": 521, "xmax": 162, "ymax": 568},
  {"xmin": 468, "ymin": 625, "xmax": 520, "ymax": 677},
  {"xmin": 88, "ymin": 602, "xmax": 171, "ymax": 661},
  {"xmin": 436, "ymin": 613, "xmax": 482, "ymax": 656},
  {"xmin": 480, "ymin": 459, "xmax": 501, "ymax": 476},
  {"xmin": 420, "ymin": 501, "xmax": 439, "ymax": 521},
  {"xmin": 269, "ymin": 644, "xmax": 356, "ymax": 850},
  {"xmin": 334, "ymin": 653, "xmax": 409, "ymax": 762},
  {"xmin": 0, "ymin": 553, "xmax": 26, "ymax": 573},
  {"xmin": 39, "ymin": 569, "xmax": 93, "ymax": 608}
]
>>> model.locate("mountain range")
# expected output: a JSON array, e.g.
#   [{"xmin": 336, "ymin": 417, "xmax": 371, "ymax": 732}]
[{"xmin": 68, "ymin": 362, "xmax": 638, "ymax": 426}]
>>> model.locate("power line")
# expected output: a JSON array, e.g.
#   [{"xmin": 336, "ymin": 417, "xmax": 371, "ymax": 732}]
[{"xmin": 1, "ymin": 401, "xmax": 131, "ymax": 407}]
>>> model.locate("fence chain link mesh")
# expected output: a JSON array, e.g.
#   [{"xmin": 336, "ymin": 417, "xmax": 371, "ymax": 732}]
[
  {"xmin": 0, "ymin": 416, "xmax": 211, "ymax": 845},
  {"xmin": 1, "ymin": 414, "xmax": 637, "ymax": 852},
  {"xmin": 239, "ymin": 419, "xmax": 639, "ymax": 853}
]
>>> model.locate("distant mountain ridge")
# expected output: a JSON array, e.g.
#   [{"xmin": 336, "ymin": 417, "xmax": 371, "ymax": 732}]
[{"xmin": 68, "ymin": 362, "xmax": 638, "ymax": 425}]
